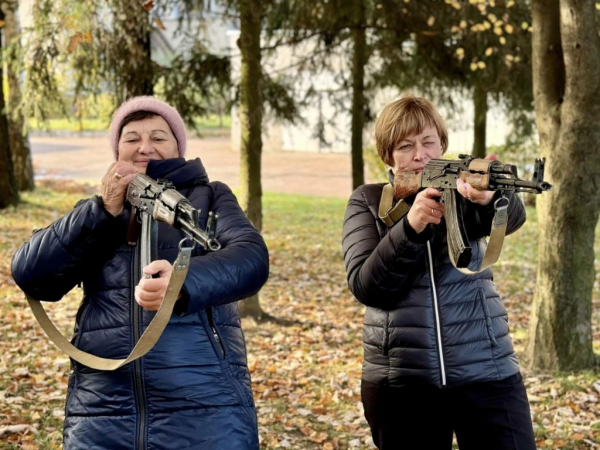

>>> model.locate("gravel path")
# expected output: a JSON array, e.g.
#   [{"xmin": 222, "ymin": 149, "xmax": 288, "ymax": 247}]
[{"xmin": 30, "ymin": 136, "xmax": 355, "ymax": 199}]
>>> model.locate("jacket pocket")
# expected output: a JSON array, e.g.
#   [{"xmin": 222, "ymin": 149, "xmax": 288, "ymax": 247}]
[
  {"xmin": 382, "ymin": 312, "xmax": 390, "ymax": 356},
  {"xmin": 65, "ymin": 367, "xmax": 78, "ymax": 410},
  {"xmin": 72, "ymin": 298, "xmax": 92, "ymax": 348},
  {"xmin": 204, "ymin": 308, "xmax": 226, "ymax": 359},
  {"xmin": 479, "ymin": 288, "xmax": 498, "ymax": 347}
]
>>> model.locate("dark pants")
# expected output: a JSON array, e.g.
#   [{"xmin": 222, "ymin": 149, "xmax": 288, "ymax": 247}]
[{"xmin": 361, "ymin": 373, "xmax": 536, "ymax": 450}]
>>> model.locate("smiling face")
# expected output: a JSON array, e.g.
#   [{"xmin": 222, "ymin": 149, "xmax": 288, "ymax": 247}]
[
  {"xmin": 391, "ymin": 125, "xmax": 443, "ymax": 175},
  {"xmin": 117, "ymin": 115, "xmax": 179, "ymax": 173}
]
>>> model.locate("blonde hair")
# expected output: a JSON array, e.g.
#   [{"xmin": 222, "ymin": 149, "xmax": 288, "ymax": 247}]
[{"xmin": 374, "ymin": 96, "xmax": 448, "ymax": 166}]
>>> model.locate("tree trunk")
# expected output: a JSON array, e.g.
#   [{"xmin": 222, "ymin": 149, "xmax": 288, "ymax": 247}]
[
  {"xmin": 525, "ymin": 0, "xmax": 600, "ymax": 371},
  {"xmin": 111, "ymin": 0, "xmax": 153, "ymax": 102},
  {"xmin": 237, "ymin": 0, "xmax": 264, "ymax": 319},
  {"xmin": 0, "ymin": 7, "xmax": 19, "ymax": 208},
  {"xmin": 472, "ymin": 84, "xmax": 487, "ymax": 158},
  {"xmin": 350, "ymin": 0, "xmax": 366, "ymax": 190},
  {"xmin": 3, "ymin": 0, "xmax": 34, "ymax": 191}
]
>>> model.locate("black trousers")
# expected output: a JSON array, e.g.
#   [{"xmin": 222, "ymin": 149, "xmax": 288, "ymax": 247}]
[{"xmin": 361, "ymin": 373, "xmax": 536, "ymax": 450}]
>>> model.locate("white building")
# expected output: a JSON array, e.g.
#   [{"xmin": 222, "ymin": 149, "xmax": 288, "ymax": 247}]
[{"xmin": 228, "ymin": 32, "xmax": 515, "ymax": 156}]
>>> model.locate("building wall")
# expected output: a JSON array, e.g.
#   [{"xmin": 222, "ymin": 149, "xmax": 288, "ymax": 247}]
[{"xmin": 229, "ymin": 31, "xmax": 515, "ymax": 155}]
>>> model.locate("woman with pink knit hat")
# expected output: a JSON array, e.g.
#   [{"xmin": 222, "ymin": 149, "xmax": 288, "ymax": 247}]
[{"xmin": 12, "ymin": 96, "xmax": 269, "ymax": 449}]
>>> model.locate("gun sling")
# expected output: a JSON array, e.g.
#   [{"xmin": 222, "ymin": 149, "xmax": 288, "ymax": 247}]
[
  {"xmin": 25, "ymin": 246, "xmax": 192, "ymax": 371},
  {"xmin": 378, "ymin": 184, "xmax": 411, "ymax": 227},
  {"xmin": 378, "ymin": 183, "xmax": 509, "ymax": 275}
]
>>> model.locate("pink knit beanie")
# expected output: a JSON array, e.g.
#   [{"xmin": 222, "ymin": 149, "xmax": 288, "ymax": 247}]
[{"xmin": 109, "ymin": 96, "xmax": 187, "ymax": 159}]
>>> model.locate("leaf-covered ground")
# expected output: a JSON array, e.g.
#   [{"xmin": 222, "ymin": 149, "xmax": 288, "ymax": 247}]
[{"xmin": 0, "ymin": 180, "xmax": 599, "ymax": 449}]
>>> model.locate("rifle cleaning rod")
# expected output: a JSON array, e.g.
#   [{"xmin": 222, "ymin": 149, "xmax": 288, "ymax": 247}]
[{"xmin": 494, "ymin": 178, "xmax": 552, "ymax": 192}]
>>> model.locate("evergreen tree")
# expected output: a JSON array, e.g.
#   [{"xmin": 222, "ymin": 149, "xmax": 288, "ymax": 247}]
[
  {"xmin": 375, "ymin": 0, "xmax": 533, "ymax": 157},
  {"xmin": 21, "ymin": 0, "xmax": 230, "ymax": 128}
]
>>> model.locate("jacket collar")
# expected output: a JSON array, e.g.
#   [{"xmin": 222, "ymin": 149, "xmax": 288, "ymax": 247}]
[{"xmin": 146, "ymin": 158, "xmax": 209, "ymax": 189}]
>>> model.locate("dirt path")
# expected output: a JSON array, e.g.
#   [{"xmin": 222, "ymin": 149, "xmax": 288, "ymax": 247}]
[{"xmin": 30, "ymin": 136, "xmax": 355, "ymax": 199}]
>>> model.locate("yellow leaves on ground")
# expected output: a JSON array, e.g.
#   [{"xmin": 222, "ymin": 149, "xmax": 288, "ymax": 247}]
[
  {"xmin": 485, "ymin": 47, "xmax": 494, "ymax": 56},
  {"xmin": 427, "ymin": 16, "xmax": 436, "ymax": 27}
]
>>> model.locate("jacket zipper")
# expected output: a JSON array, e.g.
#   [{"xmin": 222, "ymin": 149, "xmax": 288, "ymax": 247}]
[
  {"xmin": 73, "ymin": 298, "xmax": 91, "ymax": 349},
  {"xmin": 132, "ymin": 246, "xmax": 147, "ymax": 450},
  {"xmin": 427, "ymin": 241, "xmax": 446, "ymax": 387},
  {"xmin": 382, "ymin": 311, "xmax": 389, "ymax": 356},
  {"xmin": 207, "ymin": 308, "xmax": 226, "ymax": 358}
]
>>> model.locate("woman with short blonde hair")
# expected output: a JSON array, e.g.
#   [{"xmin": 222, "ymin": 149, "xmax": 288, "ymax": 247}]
[{"xmin": 342, "ymin": 96, "xmax": 535, "ymax": 449}]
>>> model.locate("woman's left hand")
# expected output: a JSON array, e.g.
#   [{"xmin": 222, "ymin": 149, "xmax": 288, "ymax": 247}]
[
  {"xmin": 135, "ymin": 260, "xmax": 173, "ymax": 311},
  {"xmin": 456, "ymin": 154, "xmax": 497, "ymax": 206}
]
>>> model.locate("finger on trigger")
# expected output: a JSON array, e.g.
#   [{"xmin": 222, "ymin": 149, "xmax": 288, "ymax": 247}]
[
  {"xmin": 424, "ymin": 188, "xmax": 442, "ymax": 198},
  {"xmin": 143, "ymin": 260, "xmax": 165, "ymax": 277},
  {"xmin": 140, "ymin": 278, "xmax": 166, "ymax": 293}
]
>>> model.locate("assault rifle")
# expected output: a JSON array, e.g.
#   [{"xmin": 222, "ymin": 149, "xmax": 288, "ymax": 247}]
[
  {"xmin": 25, "ymin": 174, "xmax": 222, "ymax": 371},
  {"xmin": 380, "ymin": 154, "xmax": 552, "ymax": 274},
  {"xmin": 420, "ymin": 155, "xmax": 551, "ymax": 272},
  {"xmin": 126, "ymin": 174, "xmax": 221, "ymax": 275}
]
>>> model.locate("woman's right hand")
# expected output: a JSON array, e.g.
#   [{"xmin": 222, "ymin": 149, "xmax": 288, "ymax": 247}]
[
  {"xmin": 100, "ymin": 162, "xmax": 138, "ymax": 216},
  {"xmin": 406, "ymin": 188, "xmax": 445, "ymax": 234}
]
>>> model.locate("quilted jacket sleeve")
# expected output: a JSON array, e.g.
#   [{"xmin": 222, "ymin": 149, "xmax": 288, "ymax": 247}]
[
  {"xmin": 11, "ymin": 196, "xmax": 126, "ymax": 302},
  {"xmin": 342, "ymin": 185, "xmax": 428, "ymax": 309},
  {"xmin": 181, "ymin": 182, "xmax": 269, "ymax": 314}
]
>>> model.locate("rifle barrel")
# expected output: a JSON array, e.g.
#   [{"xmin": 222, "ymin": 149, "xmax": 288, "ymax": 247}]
[{"xmin": 494, "ymin": 177, "xmax": 552, "ymax": 193}]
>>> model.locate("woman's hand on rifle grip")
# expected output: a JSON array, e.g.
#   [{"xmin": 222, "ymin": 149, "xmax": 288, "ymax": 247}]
[
  {"xmin": 135, "ymin": 260, "xmax": 174, "ymax": 311},
  {"xmin": 406, "ymin": 188, "xmax": 445, "ymax": 234}
]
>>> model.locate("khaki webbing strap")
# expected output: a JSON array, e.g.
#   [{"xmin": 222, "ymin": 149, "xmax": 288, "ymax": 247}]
[
  {"xmin": 25, "ymin": 247, "xmax": 192, "ymax": 371},
  {"xmin": 378, "ymin": 182, "xmax": 509, "ymax": 274},
  {"xmin": 449, "ymin": 197, "xmax": 509, "ymax": 275},
  {"xmin": 378, "ymin": 184, "xmax": 410, "ymax": 227}
]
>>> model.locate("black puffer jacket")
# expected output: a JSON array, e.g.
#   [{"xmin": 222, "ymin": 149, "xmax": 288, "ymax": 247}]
[
  {"xmin": 342, "ymin": 183, "xmax": 526, "ymax": 388},
  {"xmin": 12, "ymin": 158, "xmax": 269, "ymax": 450}
]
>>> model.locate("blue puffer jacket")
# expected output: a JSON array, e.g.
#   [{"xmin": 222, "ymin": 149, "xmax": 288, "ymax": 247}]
[{"xmin": 11, "ymin": 158, "xmax": 269, "ymax": 450}]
